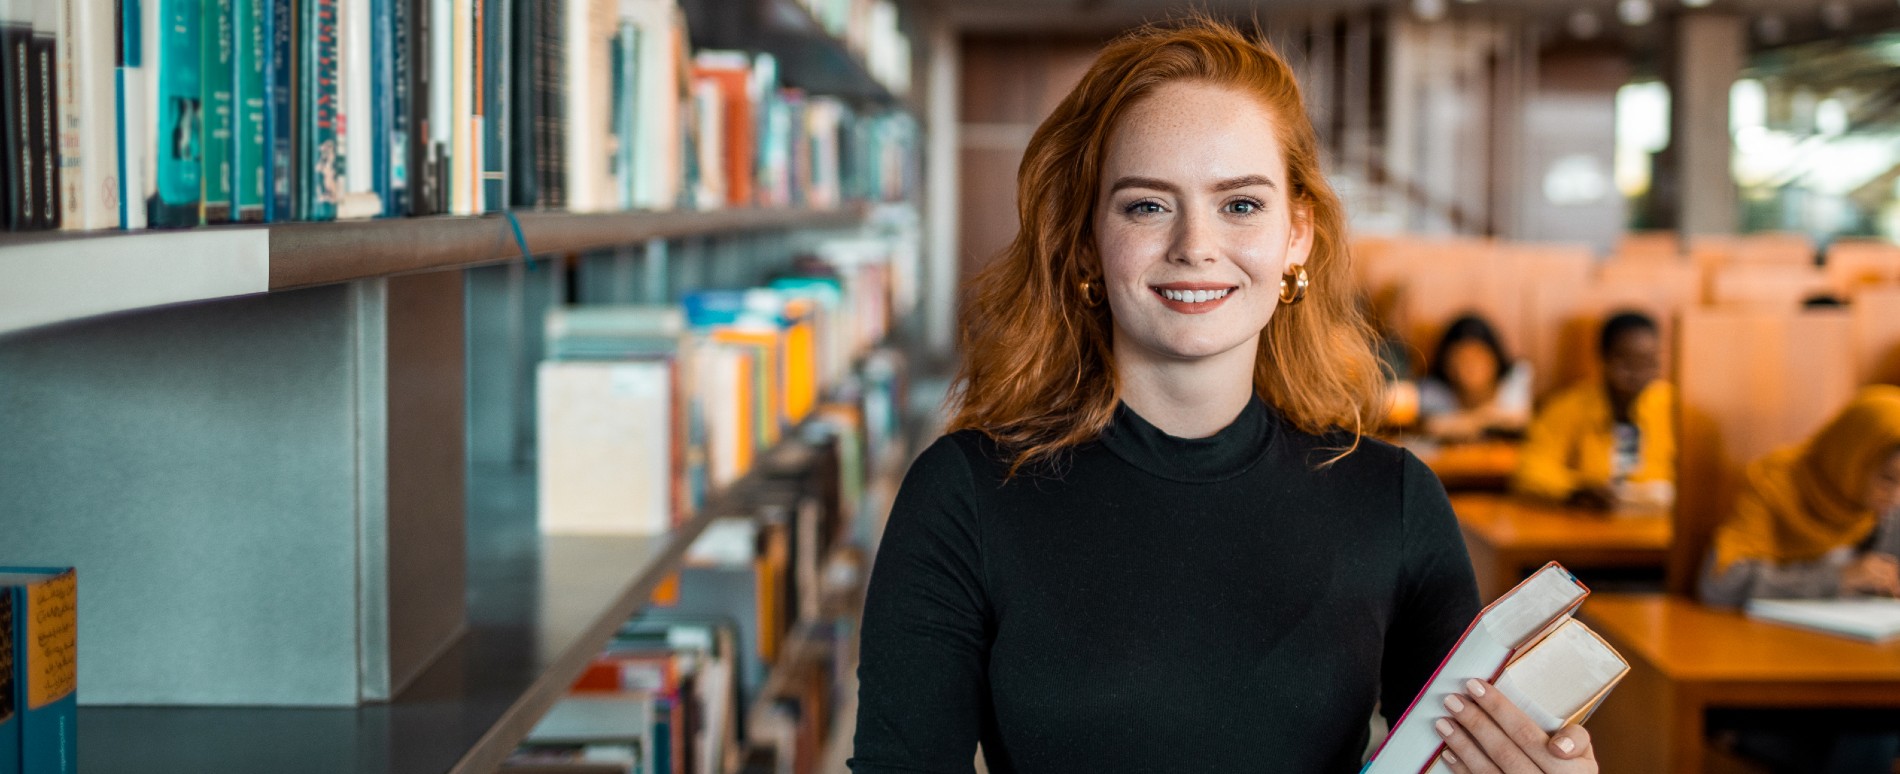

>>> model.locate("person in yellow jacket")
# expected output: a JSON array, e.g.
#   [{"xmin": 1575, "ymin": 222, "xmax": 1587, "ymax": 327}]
[{"xmin": 1512, "ymin": 311, "xmax": 1675, "ymax": 509}]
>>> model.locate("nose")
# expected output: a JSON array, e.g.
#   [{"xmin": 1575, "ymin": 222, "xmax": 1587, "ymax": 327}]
[{"xmin": 1169, "ymin": 208, "xmax": 1218, "ymax": 265}]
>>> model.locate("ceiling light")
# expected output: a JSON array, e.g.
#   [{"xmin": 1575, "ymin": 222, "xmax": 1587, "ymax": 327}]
[
  {"xmin": 1681, "ymin": 0, "xmax": 1713, "ymax": 8},
  {"xmin": 1618, "ymin": 0, "xmax": 1654, "ymax": 25},
  {"xmin": 1414, "ymin": 0, "xmax": 1447, "ymax": 21}
]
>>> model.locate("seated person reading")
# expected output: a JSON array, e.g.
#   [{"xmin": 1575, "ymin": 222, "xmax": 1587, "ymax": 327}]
[
  {"xmin": 1700, "ymin": 385, "xmax": 1900, "ymax": 607},
  {"xmin": 1512, "ymin": 311, "xmax": 1675, "ymax": 509},
  {"xmin": 1417, "ymin": 314, "xmax": 1532, "ymax": 441}
]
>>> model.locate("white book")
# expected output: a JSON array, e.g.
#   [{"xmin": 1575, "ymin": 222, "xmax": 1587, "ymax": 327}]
[
  {"xmin": 526, "ymin": 693, "xmax": 654, "ymax": 746},
  {"xmin": 1365, "ymin": 563, "xmax": 1617, "ymax": 774},
  {"xmin": 622, "ymin": 0, "xmax": 679, "ymax": 211},
  {"xmin": 1746, "ymin": 598, "xmax": 1900, "ymax": 643},
  {"xmin": 449, "ymin": 0, "xmax": 470, "ymax": 214},
  {"xmin": 341, "ymin": 0, "xmax": 380, "ymax": 218},
  {"xmin": 537, "ymin": 359, "xmax": 674, "ymax": 535}
]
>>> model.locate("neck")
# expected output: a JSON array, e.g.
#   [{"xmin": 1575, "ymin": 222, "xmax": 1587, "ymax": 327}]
[{"xmin": 1113, "ymin": 333, "xmax": 1259, "ymax": 439}]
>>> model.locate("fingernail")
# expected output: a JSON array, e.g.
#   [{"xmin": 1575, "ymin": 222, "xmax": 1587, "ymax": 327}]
[
  {"xmin": 1556, "ymin": 737, "xmax": 1576, "ymax": 754},
  {"xmin": 1443, "ymin": 751, "xmax": 1460, "ymax": 764},
  {"xmin": 1465, "ymin": 678, "xmax": 1488, "ymax": 697},
  {"xmin": 1435, "ymin": 718, "xmax": 1455, "ymax": 738},
  {"xmin": 1444, "ymin": 694, "xmax": 1465, "ymax": 713}
]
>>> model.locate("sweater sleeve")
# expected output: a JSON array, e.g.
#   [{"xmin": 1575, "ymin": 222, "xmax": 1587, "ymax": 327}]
[
  {"xmin": 1512, "ymin": 392, "xmax": 1583, "ymax": 502},
  {"xmin": 1381, "ymin": 452, "xmax": 1484, "ymax": 727},
  {"xmin": 849, "ymin": 436, "xmax": 991, "ymax": 774}
]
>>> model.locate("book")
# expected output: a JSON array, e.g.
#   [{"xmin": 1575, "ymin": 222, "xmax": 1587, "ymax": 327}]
[
  {"xmin": 264, "ymin": 0, "xmax": 291, "ymax": 221},
  {"xmin": 1363, "ymin": 562, "xmax": 1626, "ymax": 774},
  {"xmin": 200, "ymin": 0, "xmax": 234, "ymax": 223},
  {"xmin": 114, "ymin": 0, "xmax": 146, "ymax": 228},
  {"xmin": 2, "ymin": 0, "xmax": 33, "ymax": 230},
  {"xmin": 0, "ymin": 568, "xmax": 76, "ymax": 774},
  {"xmin": 54, "ymin": 0, "xmax": 94, "ymax": 230},
  {"xmin": 1745, "ymin": 598, "xmax": 1900, "ymax": 643},
  {"xmin": 383, "ymin": 0, "xmax": 410, "ymax": 215},
  {"xmin": 143, "ymin": 0, "xmax": 201, "ymax": 227},
  {"xmin": 477, "ymin": 0, "xmax": 503, "ymax": 211},
  {"xmin": 0, "ymin": 590, "xmax": 16, "ymax": 774},
  {"xmin": 233, "ymin": 0, "xmax": 266, "ymax": 222},
  {"xmin": 537, "ymin": 358, "xmax": 677, "ymax": 535},
  {"xmin": 299, "ymin": 0, "xmax": 340, "ymax": 220},
  {"xmin": 24, "ymin": 1, "xmax": 56, "ymax": 230}
]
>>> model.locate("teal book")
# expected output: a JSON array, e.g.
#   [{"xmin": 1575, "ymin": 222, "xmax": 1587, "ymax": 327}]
[
  {"xmin": 297, "ymin": 0, "xmax": 339, "ymax": 220},
  {"xmin": 147, "ymin": 0, "xmax": 201, "ymax": 227},
  {"xmin": 200, "ymin": 0, "xmax": 236, "ymax": 222},
  {"xmin": 0, "ymin": 591, "xmax": 17, "ymax": 774},
  {"xmin": 0, "ymin": 568, "xmax": 74, "ymax": 774},
  {"xmin": 233, "ymin": 0, "xmax": 266, "ymax": 221}
]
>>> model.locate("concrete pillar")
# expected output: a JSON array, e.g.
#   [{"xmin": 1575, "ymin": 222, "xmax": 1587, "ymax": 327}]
[{"xmin": 1666, "ymin": 13, "xmax": 1745, "ymax": 237}]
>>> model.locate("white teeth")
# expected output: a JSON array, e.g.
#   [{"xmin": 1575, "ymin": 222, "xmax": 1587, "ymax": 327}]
[{"xmin": 1157, "ymin": 288, "xmax": 1231, "ymax": 303}]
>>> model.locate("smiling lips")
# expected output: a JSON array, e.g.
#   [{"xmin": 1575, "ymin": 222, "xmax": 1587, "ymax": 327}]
[{"xmin": 1151, "ymin": 282, "xmax": 1238, "ymax": 314}]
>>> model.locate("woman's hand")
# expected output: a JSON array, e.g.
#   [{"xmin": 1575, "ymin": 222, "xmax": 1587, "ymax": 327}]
[
  {"xmin": 1435, "ymin": 678, "xmax": 1597, "ymax": 774},
  {"xmin": 1841, "ymin": 552, "xmax": 1900, "ymax": 598}
]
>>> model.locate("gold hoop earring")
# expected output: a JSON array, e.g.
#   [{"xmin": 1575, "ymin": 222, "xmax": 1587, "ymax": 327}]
[
  {"xmin": 1279, "ymin": 266, "xmax": 1309, "ymax": 305},
  {"xmin": 1079, "ymin": 280, "xmax": 1104, "ymax": 307}
]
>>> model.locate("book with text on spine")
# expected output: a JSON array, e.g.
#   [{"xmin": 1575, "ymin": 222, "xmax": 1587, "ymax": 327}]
[
  {"xmin": 0, "ymin": 567, "xmax": 75, "ymax": 774},
  {"xmin": 1362, "ymin": 562, "xmax": 1628, "ymax": 774}
]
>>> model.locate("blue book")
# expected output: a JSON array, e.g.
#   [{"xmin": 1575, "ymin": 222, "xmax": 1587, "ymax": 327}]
[
  {"xmin": 0, "ymin": 568, "xmax": 74, "ymax": 774},
  {"xmin": 264, "ymin": 0, "xmax": 291, "ymax": 221},
  {"xmin": 200, "ymin": 0, "xmax": 236, "ymax": 223},
  {"xmin": 0, "ymin": 589, "xmax": 18, "ymax": 774},
  {"xmin": 478, "ymin": 0, "xmax": 504, "ymax": 211},
  {"xmin": 234, "ymin": 0, "xmax": 267, "ymax": 221},
  {"xmin": 116, "ymin": 0, "xmax": 143, "ymax": 228},
  {"xmin": 386, "ymin": 0, "xmax": 410, "ymax": 215},
  {"xmin": 369, "ymin": 0, "xmax": 392, "ymax": 215},
  {"xmin": 147, "ymin": 0, "xmax": 202, "ymax": 227}
]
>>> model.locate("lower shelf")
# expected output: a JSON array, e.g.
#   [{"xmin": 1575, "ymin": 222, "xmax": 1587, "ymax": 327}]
[{"xmin": 78, "ymin": 462, "xmax": 722, "ymax": 774}]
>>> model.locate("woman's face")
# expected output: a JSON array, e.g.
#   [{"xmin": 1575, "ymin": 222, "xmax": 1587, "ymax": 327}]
[
  {"xmin": 1863, "ymin": 447, "xmax": 1900, "ymax": 514},
  {"xmin": 1093, "ymin": 80, "xmax": 1312, "ymax": 365},
  {"xmin": 1445, "ymin": 340, "xmax": 1500, "ymax": 399}
]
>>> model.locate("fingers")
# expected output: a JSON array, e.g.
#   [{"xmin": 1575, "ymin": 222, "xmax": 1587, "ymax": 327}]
[
  {"xmin": 1437, "ymin": 717, "xmax": 1504, "ymax": 774},
  {"xmin": 1441, "ymin": 683, "xmax": 1541, "ymax": 773},
  {"xmin": 1548, "ymin": 725, "xmax": 1593, "ymax": 760},
  {"xmin": 1440, "ymin": 746, "xmax": 1472, "ymax": 774}
]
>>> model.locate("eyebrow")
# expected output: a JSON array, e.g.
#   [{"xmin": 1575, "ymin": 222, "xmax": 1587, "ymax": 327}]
[{"xmin": 1108, "ymin": 175, "xmax": 1278, "ymax": 194}]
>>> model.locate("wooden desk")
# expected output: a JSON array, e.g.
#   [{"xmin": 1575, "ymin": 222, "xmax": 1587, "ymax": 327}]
[
  {"xmin": 1450, "ymin": 494, "xmax": 1671, "ymax": 600},
  {"xmin": 1581, "ymin": 595, "xmax": 1900, "ymax": 774},
  {"xmin": 1413, "ymin": 440, "xmax": 1521, "ymax": 491}
]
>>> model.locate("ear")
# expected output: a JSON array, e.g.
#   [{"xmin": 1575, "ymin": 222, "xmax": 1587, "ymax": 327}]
[{"xmin": 1284, "ymin": 200, "xmax": 1316, "ymax": 273}]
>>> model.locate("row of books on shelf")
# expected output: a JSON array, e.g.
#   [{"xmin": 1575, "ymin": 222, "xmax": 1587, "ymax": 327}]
[
  {"xmin": 1, "ymin": 0, "xmax": 918, "ymax": 233},
  {"xmin": 538, "ymin": 236, "xmax": 902, "ymax": 535},
  {"xmin": 511, "ymin": 360, "xmax": 899, "ymax": 774},
  {"xmin": 0, "ymin": 567, "xmax": 77, "ymax": 774},
  {"xmin": 791, "ymin": 0, "xmax": 911, "ymax": 96}
]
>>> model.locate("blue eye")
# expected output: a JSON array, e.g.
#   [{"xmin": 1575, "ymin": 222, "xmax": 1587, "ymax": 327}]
[
  {"xmin": 1124, "ymin": 200, "xmax": 1165, "ymax": 215},
  {"xmin": 1227, "ymin": 199, "xmax": 1262, "ymax": 215}
]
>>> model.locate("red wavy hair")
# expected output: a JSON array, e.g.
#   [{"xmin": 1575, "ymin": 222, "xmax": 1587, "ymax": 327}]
[{"xmin": 947, "ymin": 17, "xmax": 1385, "ymax": 475}]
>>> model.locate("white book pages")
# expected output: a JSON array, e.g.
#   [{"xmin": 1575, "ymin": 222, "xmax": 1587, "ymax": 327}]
[
  {"xmin": 537, "ymin": 360, "xmax": 674, "ymax": 535},
  {"xmin": 1746, "ymin": 598, "xmax": 1900, "ymax": 643},
  {"xmin": 1493, "ymin": 619, "xmax": 1629, "ymax": 730},
  {"xmin": 526, "ymin": 693, "xmax": 655, "ymax": 745}
]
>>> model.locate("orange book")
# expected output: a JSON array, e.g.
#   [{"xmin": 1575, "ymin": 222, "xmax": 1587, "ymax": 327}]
[
  {"xmin": 691, "ymin": 58, "xmax": 755, "ymax": 208},
  {"xmin": 782, "ymin": 300, "xmax": 819, "ymax": 424},
  {"xmin": 711, "ymin": 329, "xmax": 782, "ymax": 448}
]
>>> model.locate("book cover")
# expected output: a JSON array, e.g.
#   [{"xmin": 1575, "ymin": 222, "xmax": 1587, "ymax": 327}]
[
  {"xmin": 425, "ymin": 0, "xmax": 448, "ymax": 214},
  {"xmin": 29, "ymin": 1, "xmax": 58, "ymax": 230},
  {"xmin": 264, "ymin": 0, "xmax": 291, "ymax": 221},
  {"xmin": 405, "ymin": 0, "xmax": 432, "ymax": 214},
  {"xmin": 1745, "ymin": 598, "xmax": 1900, "ymax": 643},
  {"xmin": 447, "ymin": 0, "xmax": 467, "ymax": 214},
  {"xmin": 536, "ymin": 358, "xmax": 676, "ymax": 536},
  {"xmin": 200, "ymin": 0, "xmax": 234, "ymax": 223},
  {"xmin": 233, "ymin": 0, "xmax": 265, "ymax": 221},
  {"xmin": 0, "ymin": 591, "xmax": 18, "ymax": 774},
  {"xmin": 145, "ymin": 0, "xmax": 201, "ymax": 227},
  {"xmin": 0, "ymin": 567, "xmax": 76, "ymax": 774},
  {"xmin": 608, "ymin": 23, "xmax": 634, "ymax": 210},
  {"xmin": 535, "ymin": 0, "xmax": 561, "ymax": 208},
  {"xmin": 1363, "ymin": 563, "xmax": 1598, "ymax": 774},
  {"xmin": 2, "ymin": 0, "xmax": 34, "ymax": 230},
  {"xmin": 335, "ymin": 0, "xmax": 381, "ymax": 219},
  {"xmin": 691, "ymin": 53, "xmax": 753, "ymax": 209},
  {"xmin": 54, "ymin": 0, "xmax": 79, "ymax": 230},
  {"xmin": 477, "ymin": 0, "xmax": 503, "ymax": 211}
]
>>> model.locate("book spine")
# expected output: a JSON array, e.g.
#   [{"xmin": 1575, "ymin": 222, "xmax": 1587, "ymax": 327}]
[
  {"xmin": 147, "ymin": 0, "xmax": 200, "ymax": 227},
  {"xmin": 368, "ymin": 0, "xmax": 388, "ymax": 213},
  {"xmin": 114, "ymin": 0, "xmax": 143, "ymax": 228},
  {"xmin": 200, "ymin": 0, "xmax": 233, "ymax": 223},
  {"xmin": 384, "ymin": 0, "xmax": 406, "ymax": 215},
  {"xmin": 56, "ymin": 0, "xmax": 81, "ymax": 229},
  {"xmin": 447, "ymin": 0, "xmax": 466, "ymax": 214},
  {"xmin": 503, "ymin": 0, "xmax": 529, "ymax": 207},
  {"xmin": 2, "ymin": 4, "xmax": 32, "ymax": 230},
  {"xmin": 404, "ymin": 0, "xmax": 428, "ymax": 214},
  {"xmin": 0, "ymin": 590, "xmax": 18, "ymax": 774},
  {"xmin": 541, "ymin": 0, "xmax": 560, "ymax": 209},
  {"xmin": 72, "ymin": 0, "xmax": 117, "ymax": 229},
  {"xmin": 477, "ymin": 0, "xmax": 501, "ymax": 211},
  {"xmin": 305, "ymin": 0, "xmax": 336, "ymax": 220},
  {"xmin": 263, "ymin": 0, "xmax": 288, "ymax": 220},
  {"xmin": 233, "ymin": 0, "xmax": 263, "ymax": 221},
  {"xmin": 24, "ymin": 3, "xmax": 56, "ymax": 230},
  {"xmin": 15, "ymin": 572, "xmax": 77, "ymax": 774},
  {"xmin": 425, "ymin": 0, "xmax": 446, "ymax": 214}
]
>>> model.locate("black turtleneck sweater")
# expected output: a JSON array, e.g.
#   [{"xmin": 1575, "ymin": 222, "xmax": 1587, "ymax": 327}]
[{"xmin": 848, "ymin": 398, "xmax": 1481, "ymax": 774}]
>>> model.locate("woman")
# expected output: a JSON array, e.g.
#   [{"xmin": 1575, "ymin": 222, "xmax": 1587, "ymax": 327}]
[
  {"xmin": 1419, "ymin": 314, "xmax": 1533, "ymax": 441},
  {"xmin": 1511, "ymin": 312, "xmax": 1674, "ymax": 510},
  {"xmin": 1698, "ymin": 386, "xmax": 1900, "ymax": 774},
  {"xmin": 1701, "ymin": 385, "xmax": 1900, "ymax": 607},
  {"xmin": 851, "ymin": 19, "xmax": 1597, "ymax": 774}
]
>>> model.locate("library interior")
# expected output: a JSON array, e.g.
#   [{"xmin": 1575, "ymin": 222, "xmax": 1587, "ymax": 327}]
[{"xmin": 3, "ymin": 0, "xmax": 1900, "ymax": 771}]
